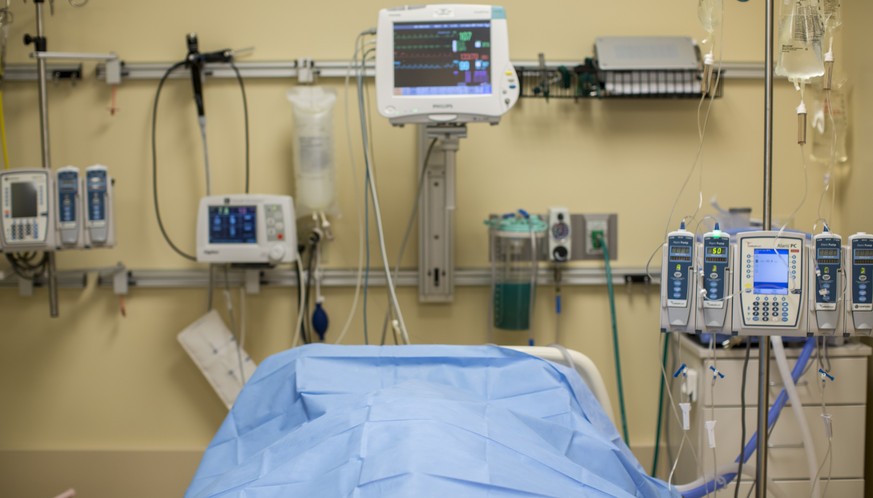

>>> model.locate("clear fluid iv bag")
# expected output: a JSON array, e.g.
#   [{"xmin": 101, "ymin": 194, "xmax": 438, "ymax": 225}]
[
  {"xmin": 698, "ymin": 0, "xmax": 723, "ymax": 34},
  {"xmin": 776, "ymin": 0, "xmax": 825, "ymax": 85},
  {"xmin": 286, "ymin": 87, "xmax": 340, "ymax": 218},
  {"xmin": 810, "ymin": 84, "xmax": 848, "ymax": 164}
]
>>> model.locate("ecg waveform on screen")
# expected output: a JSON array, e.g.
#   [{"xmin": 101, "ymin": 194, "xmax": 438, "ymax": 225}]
[
  {"xmin": 395, "ymin": 64, "xmax": 458, "ymax": 71},
  {"xmin": 393, "ymin": 22, "xmax": 492, "ymax": 91}
]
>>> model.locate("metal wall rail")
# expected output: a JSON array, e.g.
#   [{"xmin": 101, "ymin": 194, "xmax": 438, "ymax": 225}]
[
  {"xmin": 3, "ymin": 60, "xmax": 766, "ymax": 83},
  {"xmin": 0, "ymin": 266, "xmax": 660, "ymax": 290}
]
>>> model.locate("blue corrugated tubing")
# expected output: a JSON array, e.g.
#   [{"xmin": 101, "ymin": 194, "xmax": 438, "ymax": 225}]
[{"xmin": 682, "ymin": 336, "xmax": 816, "ymax": 498}]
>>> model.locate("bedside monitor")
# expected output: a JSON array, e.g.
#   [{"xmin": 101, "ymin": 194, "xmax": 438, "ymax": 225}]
[{"xmin": 375, "ymin": 4, "xmax": 520, "ymax": 125}]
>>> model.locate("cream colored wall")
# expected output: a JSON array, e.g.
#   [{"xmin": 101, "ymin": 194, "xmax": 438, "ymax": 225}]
[{"xmin": 0, "ymin": 0, "xmax": 864, "ymax": 496}]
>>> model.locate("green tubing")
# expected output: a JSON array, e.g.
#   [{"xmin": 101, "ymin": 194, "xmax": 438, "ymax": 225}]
[
  {"xmin": 601, "ymin": 238, "xmax": 630, "ymax": 446},
  {"xmin": 651, "ymin": 334, "xmax": 669, "ymax": 476}
]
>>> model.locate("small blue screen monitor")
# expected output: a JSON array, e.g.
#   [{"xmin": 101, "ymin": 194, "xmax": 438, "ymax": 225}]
[{"xmin": 209, "ymin": 206, "xmax": 257, "ymax": 244}]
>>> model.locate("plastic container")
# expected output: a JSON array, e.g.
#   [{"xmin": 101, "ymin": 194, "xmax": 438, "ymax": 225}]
[
  {"xmin": 698, "ymin": 0, "xmax": 723, "ymax": 34},
  {"xmin": 810, "ymin": 84, "xmax": 849, "ymax": 164},
  {"xmin": 286, "ymin": 87, "xmax": 339, "ymax": 218},
  {"xmin": 776, "ymin": 0, "xmax": 825, "ymax": 85},
  {"xmin": 487, "ymin": 214, "xmax": 546, "ymax": 332}
]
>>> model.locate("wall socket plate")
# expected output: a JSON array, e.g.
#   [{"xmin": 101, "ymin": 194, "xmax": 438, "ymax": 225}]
[{"xmin": 581, "ymin": 214, "xmax": 618, "ymax": 260}]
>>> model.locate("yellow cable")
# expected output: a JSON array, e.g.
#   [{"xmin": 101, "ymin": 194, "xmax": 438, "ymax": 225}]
[{"xmin": 0, "ymin": 90, "xmax": 9, "ymax": 169}]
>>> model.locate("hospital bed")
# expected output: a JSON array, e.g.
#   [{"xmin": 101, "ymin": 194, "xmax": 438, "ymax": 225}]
[{"xmin": 185, "ymin": 344, "xmax": 678, "ymax": 497}]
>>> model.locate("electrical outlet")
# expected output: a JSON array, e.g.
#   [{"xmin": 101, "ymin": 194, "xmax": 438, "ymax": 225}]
[{"xmin": 586, "ymin": 218, "xmax": 609, "ymax": 256}]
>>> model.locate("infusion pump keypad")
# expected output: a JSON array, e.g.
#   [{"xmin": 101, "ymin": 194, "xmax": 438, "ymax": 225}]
[
  {"xmin": 265, "ymin": 204, "xmax": 286, "ymax": 243},
  {"xmin": 739, "ymin": 235, "xmax": 804, "ymax": 328}
]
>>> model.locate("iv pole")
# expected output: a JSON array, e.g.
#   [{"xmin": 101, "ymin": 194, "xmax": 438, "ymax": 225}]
[
  {"xmin": 756, "ymin": 0, "xmax": 775, "ymax": 495},
  {"xmin": 24, "ymin": 0, "xmax": 59, "ymax": 317},
  {"xmin": 23, "ymin": 0, "xmax": 116, "ymax": 317}
]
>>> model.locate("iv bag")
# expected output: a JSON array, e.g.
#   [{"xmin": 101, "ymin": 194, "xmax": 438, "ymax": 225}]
[
  {"xmin": 286, "ymin": 87, "xmax": 339, "ymax": 218},
  {"xmin": 810, "ymin": 84, "xmax": 848, "ymax": 164},
  {"xmin": 776, "ymin": 0, "xmax": 825, "ymax": 85},
  {"xmin": 697, "ymin": 0, "xmax": 723, "ymax": 34}
]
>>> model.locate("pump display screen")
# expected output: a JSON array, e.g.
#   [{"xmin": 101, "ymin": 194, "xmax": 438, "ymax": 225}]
[
  {"xmin": 754, "ymin": 248, "xmax": 789, "ymax": 295},
  {"xmin": 11, "ymin": 182, "xmax": 37, "ymax": 218},
  {"xmin": 818, "ymin": 248, "xmax": 840, "ymax": 259},
  {"xmin": 208, "ymin": 206, "xmax": 257, "ymax": 244},
  {"xmin": 705, "ymin": 245, "xmax": 729, "ymax": 263},
  {"xmin": 393, "ymin": 21, "xmax": 491, "ymax": 96},
  {"xmin": 669, "ymin": 245, "xmax": 692, "ymax": 262}
]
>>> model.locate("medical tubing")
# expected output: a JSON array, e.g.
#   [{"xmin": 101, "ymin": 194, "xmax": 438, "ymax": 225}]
[
  {"xmin": 675, "ymin": 463, "xmax": 788, "ymax": 498},
  {"xmin": 293, "ymin": 252, "xmax": 308, "ymax": 344},
  {"xmin": 601, "ymin": 238, "xmax": 629, "ymax": 445},
  {"xmin": 5, "ymin": 252, "xmax": 48, "ymax": 280},
  {"xmin": 292, "ymin": 257, "xmax": 308, "ymax": 348},
  {"xmin": 363, "ymin": 168, "xmax": 371, "ymax": 344},
  {"xmin": 680, "ymin": 337, "xmax": 816, "ymax": 498},
  {"xmin": 223, "ymin": 265, "xmax": 246, "ymax": 384},
  {"xmin": 528, "ymin": 219, "xmax": 538, "ymax": 347},
  {"xmin": 151, "ymin": 60, "xmax": 197, "ymax": 261},
  {"xmin": 379, "ymin": 138, "xmax": 438, "ymax": 345},
  {"xmin": 811, "ymin": 369, "xmax": 832, "ymax": 498},
  {"xmin": 651, "ymin": 334, "xmax": 670, "ymax": 476},
  {"xmin": 334, "ymin": 35, "xmax": 372, "ymax": 345},
  {"xmin": 734, "ymin": 341, "xmax": 752, "ymax": 498},
  {"xmin": 356, "ymin": 51, "xmax": 410, "ymax": 345},
  {"xmin": 303, "ymin": 239, "xmax": 320, "ymax": 344},
  {"xmin": 772, "ymin": 336, "xmax": 820, "ymax": 498}
]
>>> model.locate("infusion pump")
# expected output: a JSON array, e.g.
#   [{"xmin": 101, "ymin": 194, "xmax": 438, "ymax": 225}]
[
  {"xmin": 196, "ymin": 194, "xmax": 297, "ymax": 265},
  {"xmin": 0, "ymin": 169, "xmax": 55, "ymax": 251},
  {"xmin": 660, "ymin": 228, "xmax": 873, "ymax": 337}
]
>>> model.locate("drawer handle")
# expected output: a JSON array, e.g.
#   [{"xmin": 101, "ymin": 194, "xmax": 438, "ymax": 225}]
[
  {"xmin": 769, "ymin": 380, "xmax": 809, "ymax": 388},
  {"xmin": 767, "ymin": 442, "xmax": 805, "ymax": 449}
]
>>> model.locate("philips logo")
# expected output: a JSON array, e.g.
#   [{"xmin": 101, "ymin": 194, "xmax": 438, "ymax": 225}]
[
  {"xmin": 433, "ymin": 104, "xmax": 454, "ymax": 109},
  {"xmin": 205, "ymin": 249, "xmax": 219, "ymax": 255}
]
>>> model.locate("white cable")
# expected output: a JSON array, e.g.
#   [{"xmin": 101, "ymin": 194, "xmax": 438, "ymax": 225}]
[
  {"xmin": 335, "ymin": 31, "xmax": 374, "ymax": 344},
  {"xmin": 771, "ymin": 336, "xmax": 820, "ymax": 498},
  {"xmin": 355, "ymin": 42, "xmax": 410, "ymax": 345}
]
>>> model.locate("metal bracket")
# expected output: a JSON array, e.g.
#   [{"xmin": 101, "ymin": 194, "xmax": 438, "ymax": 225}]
[
  {"xmin": 418, "ymin": 124, "xmax": 467, "ymax": 303},
  {"xmin": 245, "ymin": 270, "xmax": 261, "ymax": 295},
  {"xmin": 112, "ymin": 263, "xmax": 129, "ymax": 295}
]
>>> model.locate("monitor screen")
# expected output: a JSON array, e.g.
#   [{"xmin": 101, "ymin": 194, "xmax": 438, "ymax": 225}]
[
  {"xmin": 754, "ymin": 248, "xmax": 789, "ymax": 295},
  {"xmin": 11, "ymin": 182, "xmax": 38, "ymax": 218},
  {"xmin": 208, "ymin": 206, "xmax": 257, "ymax": 244},
  {"xmin": 376, "ymin": 5, "xmax": 517, "ymax": 124},
  {"xmin": 393, "ymin": 21, "xmax": 492, "ymax": 96}
]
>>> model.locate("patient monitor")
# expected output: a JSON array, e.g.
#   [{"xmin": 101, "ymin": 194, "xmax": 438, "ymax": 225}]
[{"xmin": 375, "ymin": 4, "xmax": 520, "ymax": 125}]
